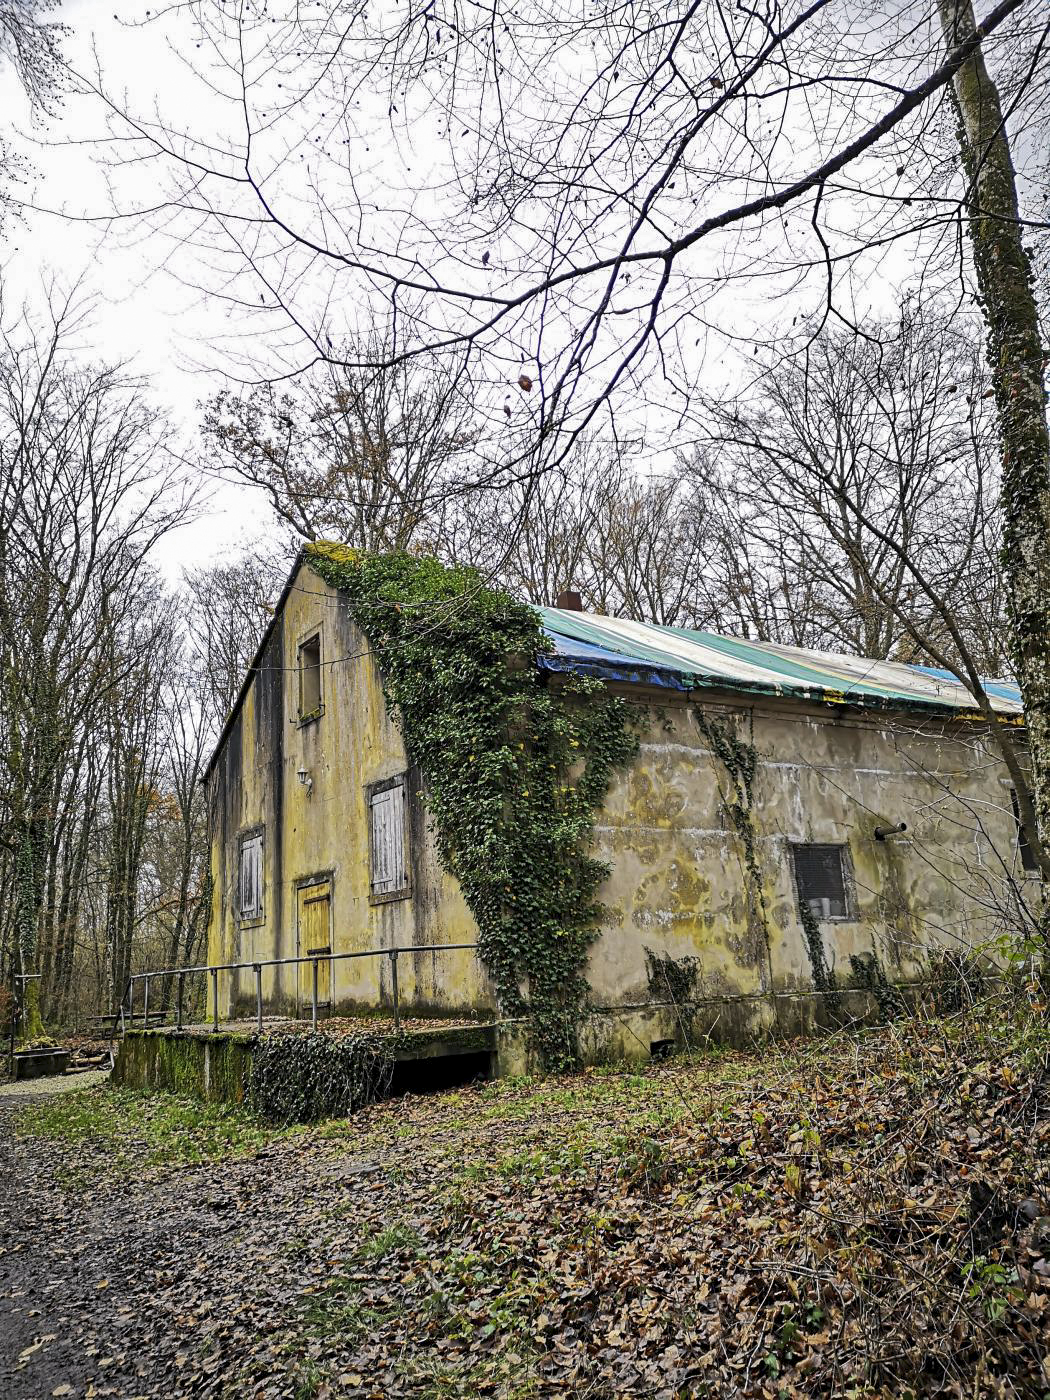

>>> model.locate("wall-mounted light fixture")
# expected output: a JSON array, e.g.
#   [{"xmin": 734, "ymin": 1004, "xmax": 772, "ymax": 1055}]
[
  {"xmin": 296, "ymin": 765, "xmax": 314, "ymax": 798},
  {"xmin": 874, "ymin": 821, "xmax": 907, "ymax": 842}
]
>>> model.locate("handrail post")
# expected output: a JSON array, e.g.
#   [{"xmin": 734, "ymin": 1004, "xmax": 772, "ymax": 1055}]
[
  {"xmin": 389, "ymin": 949, "xmax": 400, "ymax": 1031},
  {"xmin": 176, "ymin": 972, "xmax": 185, "ymax": 1031},
  {"xmin": 311, "ymin": 957, "xmax": 318, "ymax": 1030},
  {"xmin": 142, "ymin": 975, "xmax": 149, "ymax": 1030},
  {"xmin": 254, "ymin": 964, "xmax": 263, "ymax": 1034},
  {"xmin": 211, "ymin": 967, "xmax": 219, "ymax": 1032}
]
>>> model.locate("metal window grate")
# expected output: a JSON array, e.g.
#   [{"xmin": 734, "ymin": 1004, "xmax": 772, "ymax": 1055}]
[{"xmin": 793, "ymin": 843, "xmax": 847, "ymax": 919}]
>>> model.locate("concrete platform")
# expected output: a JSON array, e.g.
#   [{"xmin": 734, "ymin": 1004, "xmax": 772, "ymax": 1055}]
[
  {"xmin": 111, "ymin": 1017, "xmax": 508, "ymax": 1110},
  {"xmin": 12, "ymin": 1048, "xmax": 71, "ymax": 1080}
]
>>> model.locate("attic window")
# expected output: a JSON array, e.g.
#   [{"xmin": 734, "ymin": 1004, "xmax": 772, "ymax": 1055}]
[
  {"xmin": 1011, "ymin": 789, "xmax": 1040, "ymax": 875},
  {"xmin": 793, "ymin": 843, "xmax": 849, "ymax": 920},
  {"xmin": 298, "ymin": 632, "xmax": 322, "ymax": 720}
]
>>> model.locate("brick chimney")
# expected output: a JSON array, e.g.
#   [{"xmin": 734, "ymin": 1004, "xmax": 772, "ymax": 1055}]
[{"xmin": 556, "ymin": 588, "xmax": 583, "ymax": 611}]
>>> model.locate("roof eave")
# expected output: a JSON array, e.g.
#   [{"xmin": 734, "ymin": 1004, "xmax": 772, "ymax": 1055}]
[{"xmin": 201, "ymin": 547, "xmax": 308, "ymax": 784}]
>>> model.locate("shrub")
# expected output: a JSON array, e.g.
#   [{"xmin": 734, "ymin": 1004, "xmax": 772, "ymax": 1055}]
[{"xmin": 248, "ymin": 1033, "xmax": 395, "ymax": 1124}]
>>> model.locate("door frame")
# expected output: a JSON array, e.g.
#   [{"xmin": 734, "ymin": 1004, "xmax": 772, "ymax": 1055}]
[{"xmin": 295, "ymin": 873, "xmax": 333, "ymax": 1014}]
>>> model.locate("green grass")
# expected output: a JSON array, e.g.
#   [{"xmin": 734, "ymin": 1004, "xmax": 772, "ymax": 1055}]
[
  {"xmin": 15, "ymin": 1085, "xmax": 299, "ymax": 1184},
  {"xmin": 299, "ymin": 1276, "xmax": 398, "ymax": 1339},
  {"xmin": 357, "ymin": 1222, "xmax": 424, "ymax": 1258}
]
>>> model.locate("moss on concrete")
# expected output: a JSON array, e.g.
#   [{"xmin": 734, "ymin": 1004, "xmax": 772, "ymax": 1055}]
[{"xmin": 113, "ymin": 1031, "xmax": 254, "ymax": 1105}]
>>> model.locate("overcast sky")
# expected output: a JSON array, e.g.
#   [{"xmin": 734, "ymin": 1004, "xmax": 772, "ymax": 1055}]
[
  {"xmin": 4, "ymin": 1, "xmax": 274, "ymax": 575},
  {"xmin": 2, "ymin": 1, "xmax": 1032, "ymax": 584}
]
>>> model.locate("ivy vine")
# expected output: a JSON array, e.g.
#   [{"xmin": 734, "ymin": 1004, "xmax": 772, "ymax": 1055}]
[
  {"xmin": 848, "ymin": 951, "xmax": 901, "ymax": 1023},
  {"xmin": 694, "ymin": 710, "xmax": 759, "ymax": 873},
  {"xmin": 305, "ymin": 544, "xmax": 641, "ymax": 1072},
  {"xmin": 694, "ymin": 709, "xmax": 774, "ymax": 977},
  {"xmin": 800, "ymin": 899, "xmax": 842, "ymax": 1022},
  {"xmin": 249, "ymin": 1032, "xmax": 394, "ymax": 1123}
]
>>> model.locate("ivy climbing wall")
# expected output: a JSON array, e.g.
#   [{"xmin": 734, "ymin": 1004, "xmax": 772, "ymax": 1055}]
[{"xmin": 205, "ymin": 556, "xmax": 486, "ymax": 1024}]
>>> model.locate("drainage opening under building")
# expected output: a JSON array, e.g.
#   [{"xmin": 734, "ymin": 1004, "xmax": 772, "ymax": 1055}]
[{"xmin": 389, "ymin": 1050, "xmax": 494, "ymax": 1096}]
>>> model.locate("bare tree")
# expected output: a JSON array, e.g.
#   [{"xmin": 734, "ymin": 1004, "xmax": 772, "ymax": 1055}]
[
  {"xmin": 1, "ymin": 2, "xmax": 64, "ymax": 106},
  {"xmin": 183, "ymin": 552, "xmax": 287, "ymax": 726},
  {"xmin": 936, "ymin": 0, "xmax": 1050, "ymax": 906},
  {"xmin": 0, "ymin": 296, "xmax": 195, "ymax": 1035},
  {"xmin": 150, "ymin": 660, "xmax": 214, "ymax": 1011},
  {"xmin": 68, "ymin": 0, "xmax": 1050, "ymax": 885},
  {"xmin": 684, "ymin": 463, "xmax": 839, "ymax": 648},
  {"xmin": 696, "ymin": 305, "xmax": 1045, "ymax": 877},
  {"xmin": 0, "ymin": 1, "xmax": 67, "ymax": 221},
  {"xmin": 74, "ymin": 3, "xmax": 1035, "ymax": 429},
  {"xmin": 99, "ymin": 581, "xmax": 180, "ymax": 1012},
  {"xmin": 201, "ymin": 326, "xmax": 478, "ymax": 553},
  {"xmin": 695, "ymin": 307, "xmax": 1007, "ymax": 665},
  {"xmin": 451, "ymin": 439, "xmax": 716, "ymax": 624}
]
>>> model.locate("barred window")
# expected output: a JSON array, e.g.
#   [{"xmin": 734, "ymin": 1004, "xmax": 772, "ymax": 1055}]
[{"xmin": 792, "ymin": 843, "xmax": 849, "ymax": 920}]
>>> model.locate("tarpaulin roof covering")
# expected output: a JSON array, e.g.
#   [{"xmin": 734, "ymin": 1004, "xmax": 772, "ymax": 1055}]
[{"xmin": 537, "ymin": 607, "xmax": 1023, "ymax": 719}]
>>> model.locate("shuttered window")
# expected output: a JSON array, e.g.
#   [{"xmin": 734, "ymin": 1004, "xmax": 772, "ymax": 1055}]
[
  {"xmin": 792, "ymin": 843, "xmax": 849, "ymax": 920},
  {"xmin": 369, "ymin": 778, "xmax": 408, "ymax": 899},
  {"xmin": 238, "ymin": 832, "xmax": 264, "ymax": 919}
]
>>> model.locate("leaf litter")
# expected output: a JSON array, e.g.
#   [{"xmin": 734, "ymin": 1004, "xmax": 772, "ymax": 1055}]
[{"xmin": 1, "ymin": 991, "xmax": 1048, "ymax": 1399}]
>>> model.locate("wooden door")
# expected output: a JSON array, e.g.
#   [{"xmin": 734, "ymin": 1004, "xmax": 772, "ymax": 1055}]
[{"xmin": 296, "ymin": 880, "xmax": 332, "ymax": 1011}]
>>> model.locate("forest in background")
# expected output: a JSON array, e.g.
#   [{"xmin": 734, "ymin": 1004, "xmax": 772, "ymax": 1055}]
[
  {"xmin": 0, "ymin": 291, "xmax": 1032, "ymax": 1029},
  {"xmin": 1, "ymin": 0, "xmax": 1049, "ymax": 1028}
]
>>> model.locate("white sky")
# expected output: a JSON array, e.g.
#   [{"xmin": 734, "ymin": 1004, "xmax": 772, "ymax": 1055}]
[
  {"xmin": 2, "ymin": 1, "xmax": 1028, "ymax": 579},
  {"xmin": 4, "ymin": 1, "xmax": 273, "ymax": 575}
]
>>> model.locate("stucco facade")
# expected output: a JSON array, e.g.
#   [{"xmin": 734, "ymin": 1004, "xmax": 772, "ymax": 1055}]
[
  {"xmin": 206, "ymin": 561, "xmax": 488, "ymax": 1021},
  {"xmin": 583, "ymin": 694, "xmax": 1030, "ymax": 1052},
  {"xmin": 206, "ymin": 560, "xmax": 1033, "ymax": 1057}
]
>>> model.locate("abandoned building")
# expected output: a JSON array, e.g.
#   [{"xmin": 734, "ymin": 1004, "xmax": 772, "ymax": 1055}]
[{"xmin": 203, "ymin": 549, "xmax": 1030, "ymax": 1063}]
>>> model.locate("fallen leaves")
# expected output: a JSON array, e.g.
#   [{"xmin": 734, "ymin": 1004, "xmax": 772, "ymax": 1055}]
[{"xmin": 2, "ymin": 997, "xmax": 1049, "ymax": 1398}]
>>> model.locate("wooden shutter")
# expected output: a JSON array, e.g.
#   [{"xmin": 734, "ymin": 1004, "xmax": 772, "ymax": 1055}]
[
  {"xmin": 370, "ymin": 780, "xmax": 406, "ymax": 897},
  {"xmin": 239, "ymin": 834, "xmax": 263, "ymax": 918}
]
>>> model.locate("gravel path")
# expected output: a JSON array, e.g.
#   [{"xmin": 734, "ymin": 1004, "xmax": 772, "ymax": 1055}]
[
  {"xmin": 0, "ymin": 1071, "xmax": 110, "ymax": 1101},
  {"xmin": 0, "ymin": 1085, "xmax": 402, "ymax": 1400}
]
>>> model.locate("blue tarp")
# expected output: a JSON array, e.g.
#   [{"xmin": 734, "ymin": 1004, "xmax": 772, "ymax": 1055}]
[
  {"xmin": 539, "ymin": 629, "xmax": 689, "ymax": 690},
  {"xmin": 911, "ymin": 665, "xmax": 1021, "ymax": 708}
]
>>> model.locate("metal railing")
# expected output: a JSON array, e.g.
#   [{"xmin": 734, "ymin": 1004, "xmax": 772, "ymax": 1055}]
[{"xmin": 122, "ymin": 943, "xmax": 481, "ymax": 1036}]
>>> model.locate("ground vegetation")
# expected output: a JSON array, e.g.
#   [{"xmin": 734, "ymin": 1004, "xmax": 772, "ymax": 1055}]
[{"xmin": 4, "ymin": 991, "xmax": 1048, "ymax": 1398}]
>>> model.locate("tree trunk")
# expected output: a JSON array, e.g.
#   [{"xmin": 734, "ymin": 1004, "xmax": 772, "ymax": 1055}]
[
  {"xmin": 14, "ymin": 819, "xmax": 47, "ymax": 1043},
  {"xmin": 938, "ymin": 0, "xmax": 1050, "ymax": 893}
]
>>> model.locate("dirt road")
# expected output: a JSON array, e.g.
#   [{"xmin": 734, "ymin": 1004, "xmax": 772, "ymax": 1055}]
[{"xmin": 0, "ymin": 1084, "xmax": 372, "ymax": 1400}]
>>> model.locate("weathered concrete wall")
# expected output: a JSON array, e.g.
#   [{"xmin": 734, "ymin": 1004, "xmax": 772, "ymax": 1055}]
[
  {"xmin": 206, "ymin": 562, "xmax": 492, "ymax": 1020},
  {"xmin": 207, "ymin": 567, "xmax": 1030, "ymax": 1050},
  {"xmin": 112, "ymin": 1030, "xmax": 254, "ymax": 1103},
  {"xmin": 587, "ymin": 694, "xmax": 1029, "ymax": 1045},
  {"xmin": 113, "ymin": 1026, "xmax": 503, "ymax": 1106}
]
